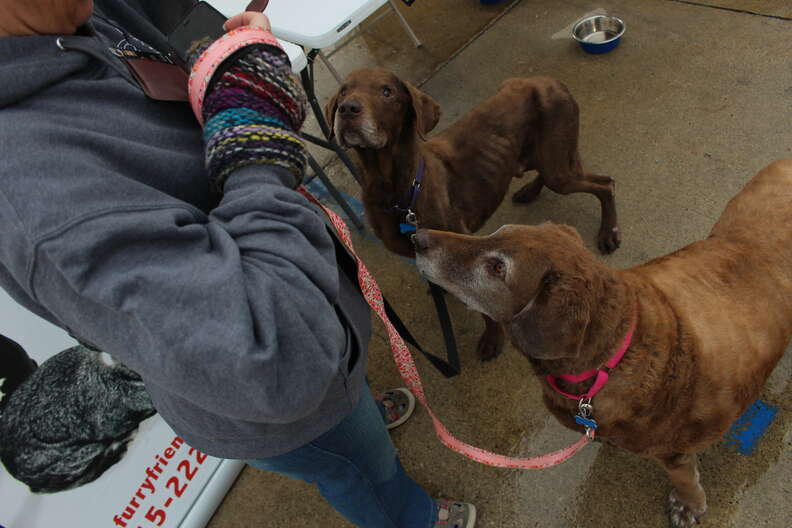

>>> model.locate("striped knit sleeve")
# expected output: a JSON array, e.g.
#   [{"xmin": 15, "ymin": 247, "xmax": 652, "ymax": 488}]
[{"xmin": 190, "ymin": 41, "xmax": 308, "ymax": 191}]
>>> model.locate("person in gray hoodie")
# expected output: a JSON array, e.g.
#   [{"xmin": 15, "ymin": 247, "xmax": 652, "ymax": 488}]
[{"xmin": 0, "ymin": 1, "xmax": 476, "ymax": 526}]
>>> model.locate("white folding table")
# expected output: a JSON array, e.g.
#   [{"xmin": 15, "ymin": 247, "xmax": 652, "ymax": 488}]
[
  {"xmin": 266, "ymin": 0, "xmax": 391, "ymax": 49},
  {"xmin": 270, "ymin": 0, "xmax": 421, "ymax": 87},
  {"xmin": 212, "ymin": 0, "xmax": 419, "ymax": 50}
]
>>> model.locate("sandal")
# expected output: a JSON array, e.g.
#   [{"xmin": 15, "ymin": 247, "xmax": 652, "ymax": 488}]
[
  {"xmin": 434, "ymin": 499, "xmax": 477, "ymax": 528},
  {"xmin": 374, "ymin": 388, "xmax": 416, "ymax": 430}
]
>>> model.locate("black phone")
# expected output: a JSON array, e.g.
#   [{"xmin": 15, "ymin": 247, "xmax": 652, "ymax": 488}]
[{"xmin": 168, "ymin": 1, "xmax": 228, "ymax": 62}]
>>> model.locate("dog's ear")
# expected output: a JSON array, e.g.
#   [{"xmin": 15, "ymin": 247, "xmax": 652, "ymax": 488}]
[
  {"xmin": 324, "ymin": 90, "xmax": 340, "ymax": 140},
  {"xmin": 508, "ymin": 270, "xmax": 590, "ymax": 360},
  {"xmin": 403, "ymin": 81, "xmax": 440, "ymax": 141}
]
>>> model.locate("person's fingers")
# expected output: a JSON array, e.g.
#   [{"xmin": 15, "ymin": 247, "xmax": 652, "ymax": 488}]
[{"xmin": 223, "ymin": 12, "xmax": 271, "ymax": 32}]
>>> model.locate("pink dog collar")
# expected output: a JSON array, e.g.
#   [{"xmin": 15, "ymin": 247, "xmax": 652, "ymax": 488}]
[
  {"xmin": 546, "ymin": 304, "xmax": 638, "ymax": 401},
  {"xmin": 188, "ymin": 26, "xmax": 282, "ymax": 125}
]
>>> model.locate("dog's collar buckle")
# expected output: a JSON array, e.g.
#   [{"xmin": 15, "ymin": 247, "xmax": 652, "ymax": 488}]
[
  {"xmin": 393, "ymin": 159, "xmax": 425, "ymax": 238},
  {"xmin": 575, "ymin": 397, "xmax": 598, "ymax": 438}
]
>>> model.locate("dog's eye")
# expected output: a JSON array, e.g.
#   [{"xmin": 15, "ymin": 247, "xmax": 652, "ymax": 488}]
[
  {"xmin": 488, "ymin": 258, "xmax": 506, "ymax": 277},
  {"xmin": 382, "ymin": 86, "xmax": 392, "ymax": 97},
  {"xmin": 340, "ymin": 88, "xmax": 347, "ymax": 97}
]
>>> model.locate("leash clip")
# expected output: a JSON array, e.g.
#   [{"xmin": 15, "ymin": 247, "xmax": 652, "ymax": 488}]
[
  {"xmin": 400, "ymin": 210, "xmax": 419, "ymax": 237},
  {"xmin": 576, "ymin": 397, "xmax": 597, "ymax": 439},
  {"xmin": 578, "ymin": 397, "xmax": 593, "ymax": 417}
]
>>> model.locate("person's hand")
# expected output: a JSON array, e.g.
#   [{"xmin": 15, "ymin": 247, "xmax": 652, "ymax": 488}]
[{"xmin": 223, "ymin": 12, "xmax": 271, "ymax": 33}]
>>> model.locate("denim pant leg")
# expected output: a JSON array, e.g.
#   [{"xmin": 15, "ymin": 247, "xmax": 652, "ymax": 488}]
[{"xmin": 247, "ymin": 385, "xmax": 436, "ymax": 528}]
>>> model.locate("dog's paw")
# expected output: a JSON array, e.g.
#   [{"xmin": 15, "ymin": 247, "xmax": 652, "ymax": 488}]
[
  {"xmin": 668, "ymin": 491, "xmax": 705, "ymax": 527},
  {"xmin": 476, "ymin": 331, "xmax": 504, "ymax": 361},
  {"xmin": 597, "ymin": 226, "xmax": 621, "ymax": 254}
]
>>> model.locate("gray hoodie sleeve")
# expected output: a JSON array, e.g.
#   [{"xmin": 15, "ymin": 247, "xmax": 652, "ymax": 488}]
[{"xmin": 29, "ymin": 164, "xmax": 348, "ymax": 424}]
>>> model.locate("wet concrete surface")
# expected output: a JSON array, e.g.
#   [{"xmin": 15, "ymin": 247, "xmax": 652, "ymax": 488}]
[{"xmin": 208, "ymin": 0, "xmax": 792, "ymax": 526}]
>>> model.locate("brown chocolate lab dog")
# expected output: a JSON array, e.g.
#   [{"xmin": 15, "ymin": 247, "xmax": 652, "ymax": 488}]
[
  {"xmin": 413, "ymin": 159, "xmax": 792, "ymax": 527},
  {"xmin": 326, "ymin": 68, "xmax": 620, "ymax": 360}
]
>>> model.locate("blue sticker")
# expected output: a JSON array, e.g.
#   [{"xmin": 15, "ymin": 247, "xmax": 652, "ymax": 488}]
[{"xmin": 723, "ymin": 400, "xmax": 778, "ymax": 455}]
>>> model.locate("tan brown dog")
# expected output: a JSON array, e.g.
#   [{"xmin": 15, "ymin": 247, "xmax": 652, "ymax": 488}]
[
  {"xmin": 326, "ymin": 68, "xmax": 620, "ymax": 360},
  {"xmin": 413, "ymin": 159, "xmax": 792, "ymax": 527}
]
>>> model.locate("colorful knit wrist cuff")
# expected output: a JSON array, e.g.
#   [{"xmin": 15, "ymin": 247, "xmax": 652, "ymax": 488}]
[{"xmin": 188, "ymin": 26, "xmax": 283, "ymax": 126}]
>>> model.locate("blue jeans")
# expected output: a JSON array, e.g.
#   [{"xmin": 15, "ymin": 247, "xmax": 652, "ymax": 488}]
[{"xmin": 247, "ymin": 385, "xmax": 436, "ymax": 527}]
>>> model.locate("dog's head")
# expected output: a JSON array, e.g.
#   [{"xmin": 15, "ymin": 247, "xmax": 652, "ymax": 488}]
[
  {"xmin": 324, "ymin": 68, "xmax": 440, "ymax": 149},
  {"xmin": 415, "ymin": 224, "xmax": 603, "ymax": 361}
]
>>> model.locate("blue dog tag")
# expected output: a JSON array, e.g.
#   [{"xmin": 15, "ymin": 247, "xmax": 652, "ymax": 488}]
[
  {"xmin": 575, "ymin": 415, "xmax": 598, "ymax": 429},
  {"xmin": 400, "ymin": 223, "xmax": 417, "ymax": 234}
]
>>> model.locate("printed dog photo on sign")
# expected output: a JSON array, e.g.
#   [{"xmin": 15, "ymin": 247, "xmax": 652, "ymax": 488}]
[{"xmin": 0, "ymin": 339, "xmax": 156, "ymax": 493}]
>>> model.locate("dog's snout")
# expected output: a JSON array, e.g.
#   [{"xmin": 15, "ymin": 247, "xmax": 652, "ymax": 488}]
[
  {"xmin": 414, "ymin": 229, "xmax": 432, "ymax": 251},
  {"xmin": 338, "ymin": 99, "xmax": 363, "ymax": 119}
]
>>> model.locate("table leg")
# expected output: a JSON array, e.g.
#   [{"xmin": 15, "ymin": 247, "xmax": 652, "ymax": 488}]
[
  {"xmin": 297, "ymin": 51, "xmax": 365, "ymax": 230},
  {"xmin": 318, "ymin": 51, "xmax": 343, "ymax": 85},
  {"xmin": 388, "ymin": 0, "xmax": 422, "ymax": 48},
  {"xmin": 300, "ymin": 51, "xmax": 364, "ymax": 187}
]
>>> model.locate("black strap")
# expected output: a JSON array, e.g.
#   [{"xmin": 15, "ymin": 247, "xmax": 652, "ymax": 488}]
[
  {"xmin": 427, "ymin": 282, "xmax": 460, "ymax": 374},
  {"xmin": 318, "ymin": 204, "xmax": 461, "ymax": 378},
  {"xmin": 382, "ymin": 282, "xmax": 461, "ymax": 378}
]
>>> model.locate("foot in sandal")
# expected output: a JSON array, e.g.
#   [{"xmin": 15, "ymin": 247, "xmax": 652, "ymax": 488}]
[
  {"xmin": 434, "ymin": 499, "xmax": 477, "ymax": 528},
  {"xmin": 374, "ymin": 388, "xmax": 416, "ymax": 430}
]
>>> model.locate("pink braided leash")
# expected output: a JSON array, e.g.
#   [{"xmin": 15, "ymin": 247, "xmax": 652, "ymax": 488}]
[{"xmin": 299, "ymin": 187, "xmax": 592, "ymax": 469}]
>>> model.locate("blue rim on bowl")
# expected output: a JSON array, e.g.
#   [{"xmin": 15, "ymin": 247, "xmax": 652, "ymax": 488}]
[{"xmin": 572, "ymin": 15, "xmax": 626, "ymax": 54}]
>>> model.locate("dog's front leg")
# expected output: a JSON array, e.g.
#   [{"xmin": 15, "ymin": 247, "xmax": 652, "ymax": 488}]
[
  {"xmin": 658, "ymin": 453, "xmax": 707, "ymax": 527},
  {"xmin": 477, "ymin": 314, "xmax": 505, "ymax": 361}
]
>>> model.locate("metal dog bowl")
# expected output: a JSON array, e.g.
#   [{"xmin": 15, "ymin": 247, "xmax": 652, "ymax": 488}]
[{"xmin": 572, "ymin": 15, "xmax": 625, "ymax": 54}]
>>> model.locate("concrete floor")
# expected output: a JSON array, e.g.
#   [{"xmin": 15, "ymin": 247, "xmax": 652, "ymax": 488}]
[{"xmin": 208, "ymin": 1, "xmax": 792, "ymax": 526}]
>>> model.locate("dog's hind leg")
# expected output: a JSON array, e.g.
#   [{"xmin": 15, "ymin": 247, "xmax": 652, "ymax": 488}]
[
  {"xmin": 585, "ymin": 174, "xmax": 615, "ymax": 186},
  {"xmin": 544, "ymin": 171, "xmax": 620, "ymax": 254},
  {"xmin": 512, "ymin": 174, "xmax": 544, "ymax": 204},
  {"xmin": 658, "ymin": 453, "xmax": 707, "ymax": 528},
  {"xmin": 583, "ymin": 173, "xmax": 620, "ymax": 254}
]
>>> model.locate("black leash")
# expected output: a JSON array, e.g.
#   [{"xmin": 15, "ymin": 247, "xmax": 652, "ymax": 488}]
[
  {"xmin": 427, "ymin": 282, "xmax": 460, "ymax": 375},
  {"xmin": 382, "ymin": 158, "xmax": 461, "ymax": 378},
  {"xmin": 382, "ymin": 282, "xmax": 461, "ymax": 378}
]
